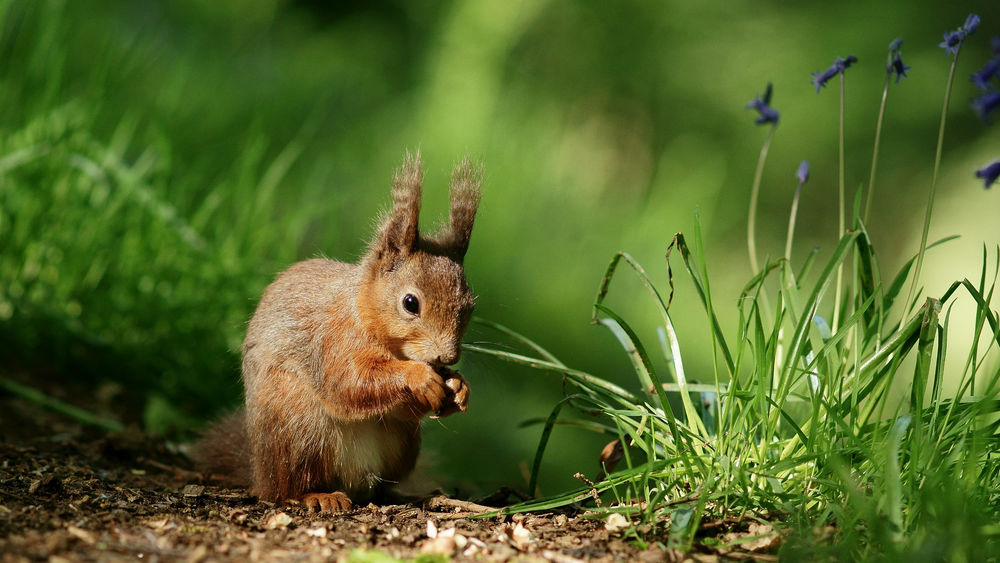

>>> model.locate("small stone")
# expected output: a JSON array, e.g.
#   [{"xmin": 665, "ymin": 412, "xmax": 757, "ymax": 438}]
[
  {"xmin": 510, "ymin": 521, "xmax": 534, "ymax": 551},
  {"xmin": 421, "ymin": 535, "xmax": 456, "ymax": 555},
  {"xmin": 264, "ymin": 511, "xmax": 293, "ymax": 529},
  {"xmin": 305, "ymin": 527, "xmax": 327, "ymax": 538},
  {"xmin": 426, "ymin": 519, "xmax": 438, "ymax": 538},
  {"xmin": 604, "ymin": 513, "xmax": 630, "ymax": 533}
]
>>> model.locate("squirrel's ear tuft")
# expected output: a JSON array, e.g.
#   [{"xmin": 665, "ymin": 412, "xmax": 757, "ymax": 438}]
[
  {"xmin": 369, "ymin": 151, "xmax": 423, "ymax": 266},
  {"xmin": 436, "ymin": 157, "xmax": 482, "ymax": 262}
]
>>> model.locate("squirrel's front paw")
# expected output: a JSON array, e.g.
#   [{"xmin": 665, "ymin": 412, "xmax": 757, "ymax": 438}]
[
  {"xmin": 402, "ymin": 362, "xmax": 447, "ymax": 417},
  {"xmin": 434, "ymin": 368, "xmax": 469, "ymax": 418}
]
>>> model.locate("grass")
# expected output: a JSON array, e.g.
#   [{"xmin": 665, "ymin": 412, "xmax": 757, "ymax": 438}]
[
  {"xmin": 0, "ymin": 1, "xmax": 322, "ymax": 431},
  {"xmin": 468, "ymin": 19, "xmax": 1000, "ymax": 559}
]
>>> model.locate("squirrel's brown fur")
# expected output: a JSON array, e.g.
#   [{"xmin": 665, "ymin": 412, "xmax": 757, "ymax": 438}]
[{"xmin": 193, "ymin": 153, "xmax": 481, "ymax": 511}]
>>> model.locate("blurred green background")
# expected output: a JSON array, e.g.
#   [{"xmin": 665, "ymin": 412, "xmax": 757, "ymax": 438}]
[{"xmin": 1, "ymin": 0, "xmax": 999, "ymax": 495}]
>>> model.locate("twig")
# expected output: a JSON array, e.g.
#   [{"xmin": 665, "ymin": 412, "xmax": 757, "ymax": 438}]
[
  {"xmin": 573, "ymin": 473, "xmax": 601, "ymax": 508},
  {"xmin": 424, "ymin": 495, "xmax": 495, "ymax": 514},
  {"xmin": 137, "ymin": 457, "xmax": 203, "ymax": 481}
]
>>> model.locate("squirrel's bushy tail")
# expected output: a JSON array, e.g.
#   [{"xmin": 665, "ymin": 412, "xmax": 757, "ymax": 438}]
[{"xmin": 191, "ymin": 409, "xmax": 252, "ymax": 487}]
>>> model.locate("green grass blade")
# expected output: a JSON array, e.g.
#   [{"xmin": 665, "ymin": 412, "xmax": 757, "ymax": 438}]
[
  {"xmin": 592, "ymin": 251, "xmax": 706, "ymax": 439},
  {"xmin": 469, "ymin": 316, "xmax": 566, "ymax": 365},
  {"xmin": 527, "ymin": 394, "xmax": 591, "ymax": 497},
  {"xmin": 667, "ymin": 232, "xmax": 735, "ymax": 375},
  {"xmin": 780, "ymin": 230, "xmax": 858, "ymax": 390},
  {"xmin": 463, "ymin": 343, "xmax": 640, "ymax": 405}
]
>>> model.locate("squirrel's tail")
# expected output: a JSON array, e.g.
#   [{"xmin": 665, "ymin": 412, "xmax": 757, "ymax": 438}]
[{"xmin": 191, "ymin": 409, "xmax": 252, "ymax": 487}]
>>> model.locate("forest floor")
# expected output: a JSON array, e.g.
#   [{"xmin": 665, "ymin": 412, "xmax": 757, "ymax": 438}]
[{"xmin": 0, "ymin": 384, "xmax": 782, "ymax": 562}]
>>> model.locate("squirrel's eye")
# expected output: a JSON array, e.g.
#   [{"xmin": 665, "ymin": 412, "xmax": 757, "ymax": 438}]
[{"xmin": 402, "ymin": 293, "xmax": 420, "ymax": 315}]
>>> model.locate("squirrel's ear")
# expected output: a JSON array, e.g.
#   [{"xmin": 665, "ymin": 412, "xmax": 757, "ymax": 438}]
[
  {"xmin": 370, "ymin": 152, "xmax": 423, "ymax": 265},
  {"xmin": 438, "ymin": 157, "xmax": 482, "ymax": 262}
]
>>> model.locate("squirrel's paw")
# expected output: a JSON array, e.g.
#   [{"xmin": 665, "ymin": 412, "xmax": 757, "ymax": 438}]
[
  {"xmin": 434, "ymin": 369, "xmax": 469, "ymax": 418},
  {"xmin": 403, "ymin": 362, "xmax": 448, "ymax": 417},
  {"xmin": 300, "ymin": 491, "xmax": 353, "ymax": 512}
]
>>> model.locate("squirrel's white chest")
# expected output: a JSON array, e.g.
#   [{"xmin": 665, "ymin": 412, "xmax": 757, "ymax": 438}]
[{"xmin": 329, "ymin": 419, "xmax": 400, "ymax": 494}]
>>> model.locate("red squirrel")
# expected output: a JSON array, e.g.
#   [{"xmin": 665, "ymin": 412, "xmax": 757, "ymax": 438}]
[{"xmin": 194, "ymin": 153, "xmax": 481, "ymax": 511}]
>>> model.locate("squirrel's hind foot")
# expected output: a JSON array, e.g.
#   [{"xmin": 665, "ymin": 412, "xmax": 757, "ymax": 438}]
[{"xmin": 300, "ymin": 491, "xmax": 353, "ymax": 512}]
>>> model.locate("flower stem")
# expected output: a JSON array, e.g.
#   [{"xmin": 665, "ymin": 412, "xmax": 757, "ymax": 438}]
[
  {"xmin": 864, "ymin": 75, "xmax": 891, "ymax": 224},
  {"xmin": 904, "ymin": 49, "xmax": 961, "ymax": 314},
  {"xmin": 748, "ymin": 124, "xmax": 776, "ymax": 275},
  {"xmin": 785, "ymin": 183, "xmax": 803, "ymax": 262},
  {"xmin": 833, "ymin": 72, "xmax": 846, "ymax": 333}
]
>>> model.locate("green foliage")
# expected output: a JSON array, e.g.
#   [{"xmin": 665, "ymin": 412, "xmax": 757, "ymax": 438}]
[
  {"xmin": 469, "ymin": 14, "xmax": 1000, "ymax": 557},
  {"xmin": 0, "ymin": 2, "xmax": 292, "ymax": 424},
  {"xmin": 473, "ymin": 231, "xmax": 1000, "ymax": 557}
]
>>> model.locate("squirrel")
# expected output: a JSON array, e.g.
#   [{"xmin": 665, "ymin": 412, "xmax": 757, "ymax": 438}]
[{"xmin": 193, "ymin": 152, "xmax": 481, "ymax": 512}]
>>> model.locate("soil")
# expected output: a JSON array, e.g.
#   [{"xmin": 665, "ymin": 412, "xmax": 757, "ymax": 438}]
[{"xmin": 0, "ymin": 386, "xmax": 781, "ymax": 562}]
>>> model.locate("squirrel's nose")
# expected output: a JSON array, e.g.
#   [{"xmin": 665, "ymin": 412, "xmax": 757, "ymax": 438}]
[{"xmin": 435, "ymin": 349, "xmax": 460, "ymax": 366}]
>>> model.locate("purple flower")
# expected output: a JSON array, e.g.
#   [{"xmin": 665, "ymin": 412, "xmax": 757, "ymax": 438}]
[
  {"xmin": 940, "ymin": 13, "xmax": 980, "ymax": 56},
  {"xmin": 940, "ymin": 31, "xmax": 963, "ymax": 55},
  {"xmin": 811, "ymin": 55, "xmax": 858, "ymax": 93},
  {"xmin": 975, "ymin": 160, "xmax": 1000, "ymax": 188},
  {"xmin": 886, "ymin": 39, "xmax": 909, "ymax": 83},
  {"xmin": 964, "ymin": 14, "xmax": 981, "ymax": 35},
  {"xmin": 993, "ymin": 36, "xmax": 1000, "ymax": 56},
  {"xmin": 888, "ymin": 53, "xmax": 910, "ymax": 83},
  {"xmin": 971, "ymin": 59, "xmax": 1000, "ymax": 90},
  {"xmin": 972, "ymin": 91, "xmax": 1000, "ymax": 122},
  {"xmin": 796, "ymin": 161, "xmax": 810, "ymax": 185},
  {"xmin": 746, "ymin": 83, "xmax": 779, "ymax": 125}
]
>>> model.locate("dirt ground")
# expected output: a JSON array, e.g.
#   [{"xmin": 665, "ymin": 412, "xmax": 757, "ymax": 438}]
[{"xmin": 0, "ymin": 388, "xmax": 781, "ymax": 562}]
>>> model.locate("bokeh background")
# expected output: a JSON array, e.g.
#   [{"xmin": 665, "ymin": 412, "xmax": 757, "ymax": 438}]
[{"xmin": 1, "ymin": 0, "xmax": 999, "ymax": 495}]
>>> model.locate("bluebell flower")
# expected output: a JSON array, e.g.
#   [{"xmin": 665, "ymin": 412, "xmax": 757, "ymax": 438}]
[
  {"xmin": 964, "ymin": 14, "xmax": 981, "ymax": 35},
  {"xmin": 888, "ymin": 54, "xmax": 910, "ymax": 83},
  {"xmin": 746, "ymin": 83, "xmax": 779, "ymax": 125},
  {"xmin": 885, "ymin": 38, "xmax": 910, "ymax": 83},
  {"xmin": 811, "ymin": 55, "xmax": 858, "ymax": 93},
  {"xmin": 971, "ymin": 59, "xmax": 999, "ymax": 90},
  {"xmin": 975, "ymin": 160, "xmax": 1000, "ymax": 189},
  {"xmin": 796, "ymin": 161, "xmax": 810, "ymax": 185},
  {"xmin": 971, "ymin": 91, "xmax": 1000, "ymax": 122},
  {"xmin": 940, "ymin": 31, "xmax": 963, "ymax": 55},
  {"xmin": 993, "ymin": 36, "xmax": 1000, "ymax": 57},
  {"xmin": 940, "ymin": 13, "xmax": 980, "ymax": 55}
]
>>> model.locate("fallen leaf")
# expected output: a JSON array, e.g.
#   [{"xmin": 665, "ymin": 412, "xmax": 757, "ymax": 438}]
[
  {"xmin": 182, "ymin": 484, "xmax": 205, "ymax": 498},
  {"xmin": 742, "ymin": 523, "xmax": 781, "ymax": 552}
]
